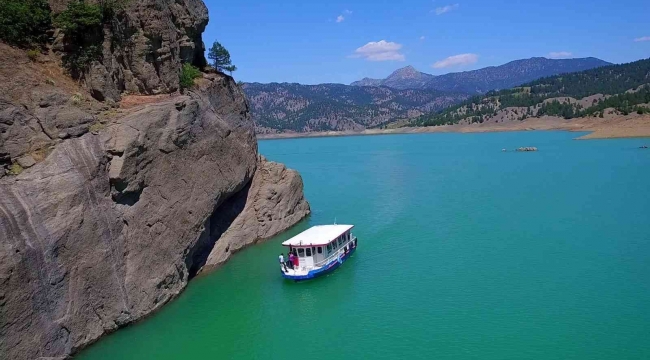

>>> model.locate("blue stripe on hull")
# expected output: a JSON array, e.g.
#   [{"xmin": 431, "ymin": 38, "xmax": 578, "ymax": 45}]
[{"xmin": 281, "ymin": 246, "xmax": 357, "ymax": 281}]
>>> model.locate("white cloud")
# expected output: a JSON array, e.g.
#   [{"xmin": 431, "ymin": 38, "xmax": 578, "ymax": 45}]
[
  {"xmin": 432, "ymin": 53, "xmax": 478, "ymax": 68},
  {"xmin": 634, "ymin": 36, "xmax": 650, "ymax": 42},
  {"xmin": 420, "ymin": 36, "xmax": 426, "ymax": 40},
  {"xmin": 435, "ymin": 4, "xmax": 459, "ymax": 15},
  {"xmin": 335, "ymin": 10, "xmax": 352, "ymax": 23},
  {"xmin": 351, "ymin": 40, "xmax": 406, "ymax": 62},
  {"xmin": 548, "ymin": 51, "xmax": 573, "ymax": 59}
]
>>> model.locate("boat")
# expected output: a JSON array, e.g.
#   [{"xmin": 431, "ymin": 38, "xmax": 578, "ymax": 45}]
[{"xmin": 279, "ymin": 224, "xmax": 358, "ymax": 281}]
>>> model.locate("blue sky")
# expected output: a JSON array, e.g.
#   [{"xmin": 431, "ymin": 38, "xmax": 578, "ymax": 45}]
[{"xmin": 203, "ymin": 0, "xmax": 650, "ymax": 84}]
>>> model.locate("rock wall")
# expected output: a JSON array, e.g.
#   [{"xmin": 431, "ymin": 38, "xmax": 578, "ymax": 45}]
[
  {"xmin": 0, "ymin": 42, "xmax": 105, "ymax": 179},
  {"xmin": 50, "ymin": 0, "xmax": 209, "ymax": 102},
  {"xmin": 202, "ymin": 156, "xmax": 311, "ymax": 272},
  {"xmin": 0, "ymin": 72, "xmax": 309, "ymax": 359},
  {"xmin": 1, "ymin": 2, "xmax": 311, "ymax": 358}
]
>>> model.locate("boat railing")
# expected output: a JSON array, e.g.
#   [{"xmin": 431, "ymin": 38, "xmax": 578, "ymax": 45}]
[{"xmin": 312, "ymin": 236, "xmax": 357, "ymax": 268}]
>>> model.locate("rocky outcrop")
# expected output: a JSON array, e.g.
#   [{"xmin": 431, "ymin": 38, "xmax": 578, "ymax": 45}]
[
  {"xmin": 0, "ymin": 42, "xmax": 105, "ymax": 178},
  {"xmin": 202, "ymin": 156, "xmax": 311, "ymax": 271},
  {"xmin": 50, "ymin": 0, "xmax": 209, "ymax": 102},
  {"xmin": 0, "ymin": 71, "xmax": 309, "ymax": 359}
]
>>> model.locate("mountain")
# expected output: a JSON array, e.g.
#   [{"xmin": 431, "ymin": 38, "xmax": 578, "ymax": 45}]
[
  {"xmin": 352, "ymin": 66, "xmax": 436, "ymax": 90},
  {"xmin": 243, "ymin": 82, "xmax": 469, "ymax": 133},
  {"xmin": 411, "ymin": 58, "xmax": 650, "ymax": 127},
  {"xmin": 351, "ymin": 57, "xmax": 612, "ymax": 93},
  {"xmin": 351, "ymin": 77, "xmax": 383, "ymax": 87}
]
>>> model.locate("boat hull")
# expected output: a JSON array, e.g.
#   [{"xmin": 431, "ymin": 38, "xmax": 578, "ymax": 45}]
[{"xmin": 281, "ymin": 246, "xmax": 357, "ymax": 281}]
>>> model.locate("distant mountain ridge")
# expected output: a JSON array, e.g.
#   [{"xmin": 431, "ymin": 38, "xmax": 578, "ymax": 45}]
[
  {"xmin": 244, "ymin": 56, "xmax": 616, "ymax": 134},
  {"xmin": 411, "ymin": 58, "xmax": 650, "ymax": 127},
  {"xmin": 351, "ymin": 57, "xmax": 612, "ymax": 93},
  {"xmin": 242, "ymin": 82, "xmax": 469, "ymax": 133},
  {"xmin": 354, "ymin": 66, "xmax": 436, "ymax": 89}
]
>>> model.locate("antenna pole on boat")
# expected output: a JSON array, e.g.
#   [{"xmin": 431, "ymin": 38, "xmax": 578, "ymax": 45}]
[{"xmin": 334, "ymin": 217, "xmax": 337, "ymax": 225}]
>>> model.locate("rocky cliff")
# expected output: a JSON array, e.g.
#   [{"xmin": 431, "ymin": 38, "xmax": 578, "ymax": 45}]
[
  {"xmin": 49, "ymin": 0, "xmax": 209, "ymax": 102},
  {"xmin": 203, "ymin": 156, "xmax": 311, "ymax": 271},
  {"xmin": 0, "ymin": 1, "xmax": 310, "ymax": 359}
]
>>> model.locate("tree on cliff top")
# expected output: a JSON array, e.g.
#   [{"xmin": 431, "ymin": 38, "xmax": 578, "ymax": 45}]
[
  {"xmin": 208, "ymin": 41, "xmax": 237, "ymax": 75},
  {"xmin": 0, "ymin": 0, "xmax": 52, "ymax": 47}
]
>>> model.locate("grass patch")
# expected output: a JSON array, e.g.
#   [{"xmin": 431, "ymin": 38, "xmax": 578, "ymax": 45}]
[
  {"xmin": 27, "ymin": 49, "xmax": 40, "ymax": 61},
  {"xmin": 7, "ymin": 163, "xmax": 24, "ymax": 176},
  {"xmin": 70, "ymin": 93, "xmax": 83, "ymax": 105},
  {"xmin": 89, "ymin": 121, "xmax": 106, "ymax": 133}
]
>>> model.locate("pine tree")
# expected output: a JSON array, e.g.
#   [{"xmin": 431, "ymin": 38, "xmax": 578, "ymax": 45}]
[{"xmin": 208, "ymin": 41, "xmax": 237, "ymax": 74}]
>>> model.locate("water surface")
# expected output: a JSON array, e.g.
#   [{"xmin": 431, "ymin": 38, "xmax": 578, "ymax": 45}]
[{"xmin": 79, "ymin": 131, "xmax": 650, "ymax": 359}]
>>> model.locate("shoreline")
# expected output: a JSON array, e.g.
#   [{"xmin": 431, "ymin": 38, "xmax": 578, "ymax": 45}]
[{"xmin": 257, "ymin": 115, "xmax": 650, "ymax": 141}]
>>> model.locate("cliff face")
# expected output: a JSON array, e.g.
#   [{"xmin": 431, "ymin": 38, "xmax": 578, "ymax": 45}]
[
  {"xmin": 50, "ymin": 0, "xmax": 209, "ymax": 102},
  {"xmin": 203, "ymin": 156, "xmax": 311, "ymax": 271},
  {"xmin": 0, "ymin": 72, "xmax": 305, "ymax": 360},
  {"xmin": 0, "ymin": 1, "xmax": 310, "ymax": 359}
]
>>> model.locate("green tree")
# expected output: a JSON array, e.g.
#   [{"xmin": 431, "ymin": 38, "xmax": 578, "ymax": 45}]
[
  {"xmin": 55, "ymin": 0, "xmax": 104, "ymax": 76},
  {"xmin": 0, "ymin": 0, "xmax": 52, "ymax": 47},
  {"xmin": 54, "ymin": 0, "xmax": 128, "ymax": 76},
  {"xmin": 179, "ymin": 63, "xmax": 202, "ymax": 90},
  {"xmin": 208, "ymin": 41, "xmax": 237, "ymax": 74}
]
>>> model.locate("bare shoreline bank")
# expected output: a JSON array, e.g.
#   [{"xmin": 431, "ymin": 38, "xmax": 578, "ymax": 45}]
[{"xmin": 257, "ymin": 115, "xmax": 650, "ymax": 141}]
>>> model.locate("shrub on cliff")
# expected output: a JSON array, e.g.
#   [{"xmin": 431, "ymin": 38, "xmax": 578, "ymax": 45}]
[
  {"xmin": 0, "ymin": 0, "xmax": 52, "ymax": 47},
  {"xmin": 180, "ymin": 63, "xmax": 202, "ymax": 90}
]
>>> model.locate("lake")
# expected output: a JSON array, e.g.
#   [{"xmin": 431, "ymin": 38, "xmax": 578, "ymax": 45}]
[{"xmin": 78, "ymin": 131, "xmax": 650, "ymax": 359}]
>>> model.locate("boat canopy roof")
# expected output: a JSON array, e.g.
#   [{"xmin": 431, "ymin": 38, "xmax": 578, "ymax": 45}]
[{"xmin": 282, "ymin": 225, "xmax": 354, "ymax": 247}]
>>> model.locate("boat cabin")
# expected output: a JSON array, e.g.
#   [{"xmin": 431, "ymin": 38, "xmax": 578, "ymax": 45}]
[{"xmin": 280, "ymin": 224, "xmax": 357, "ymax": 280}]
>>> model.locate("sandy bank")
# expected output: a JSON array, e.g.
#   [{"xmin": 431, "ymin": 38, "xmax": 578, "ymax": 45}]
[{"xmin": 257, "ymin": 114, "xmax": 650, "ymax": 141}]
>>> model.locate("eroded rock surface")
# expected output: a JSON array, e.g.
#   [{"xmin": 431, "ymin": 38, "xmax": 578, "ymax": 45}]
[
  {"xmin": 1, "ymin": 1, "xmax": 311, "ymax": 358},
  {"xmin": 202, "ymin": 156, "xmax": 311, "ymax": 271},
  {"xmin": 0, "ymin": 73, "xmax": 309, "ymax": 359},
  {"xmin": 50, "ymin": 0, "xmax": 210, "ymax": 101}
]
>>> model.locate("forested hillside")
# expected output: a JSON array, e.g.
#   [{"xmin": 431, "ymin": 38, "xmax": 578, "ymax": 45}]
[
  {"xmin": 412, "ymin": 58, "xmax": 650, "ymax": 127},
  {"xmin": 243, "ymin": 82, "xmax": 468, "ymax": 133}
]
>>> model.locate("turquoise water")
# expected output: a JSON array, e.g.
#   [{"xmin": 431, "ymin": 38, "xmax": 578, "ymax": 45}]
[{"xmin": 79, "ymin": 131, "xmax": 650, "ymax": 359}]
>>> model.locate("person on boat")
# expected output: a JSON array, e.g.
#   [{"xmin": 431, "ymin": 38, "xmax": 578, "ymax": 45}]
[
  {"xmin": 292, "ymin": 250, "xmax": 299, "ymax": 267},
  {"xmin": 288, "ymin": 252, "xmax": 294, "ymax": 269},
  {"xmin": 279, "ymin": 253, "xmax": 287, "ymax": 271}
]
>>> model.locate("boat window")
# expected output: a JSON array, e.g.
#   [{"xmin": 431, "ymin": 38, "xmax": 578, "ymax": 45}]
[
  {"xmin": 338, "ymin": 237, "xmax": 343, "ymax": 245},
  {"xmin": 326, "ymin": 244, "xmax": 332, "ymax": 253},
  {"xmin": 298, "ymin": 248, "xmax": 305, "ymax": 257},
  {"xmin": 332, "ymin": 241, "xmax": 337, "ymax": 250},
  {"xmin": 306, "ymin": 248, "xmax": 312, "ymax": 256},
  {"xmin": 317, "ymin": 247, "xmax": 323, "ymax": 254}
]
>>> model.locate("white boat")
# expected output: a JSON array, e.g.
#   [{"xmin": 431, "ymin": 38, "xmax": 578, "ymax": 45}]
[{"xmin": 279, "ymin": 224, "xmax": 358, "ymax": 281}]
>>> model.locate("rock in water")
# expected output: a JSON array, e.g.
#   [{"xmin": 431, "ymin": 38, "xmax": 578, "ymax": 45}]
[
  {"xmin": 516, "ymin": 147, "xmax": 538, "ymax": 152},
  {"xmin": 0, "ymin": 74, "xmax": 309, "ymax": 359}
]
